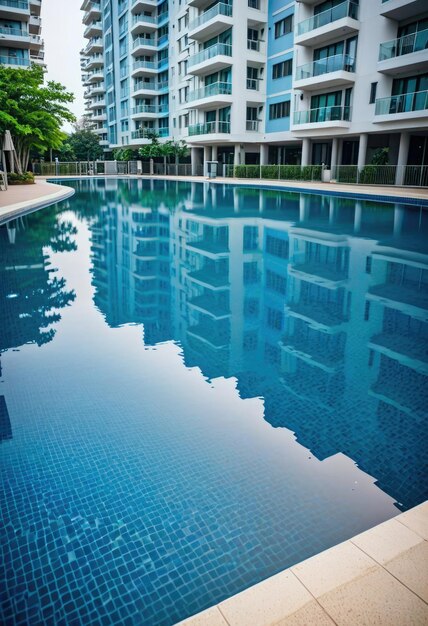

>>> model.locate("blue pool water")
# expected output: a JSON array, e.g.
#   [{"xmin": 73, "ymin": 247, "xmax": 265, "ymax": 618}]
[{"xmin": 0, "ymin": 178, "xmax": 427, "ymax": 625}]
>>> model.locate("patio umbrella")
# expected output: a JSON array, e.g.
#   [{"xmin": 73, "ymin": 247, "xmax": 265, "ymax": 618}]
[{"xmin": 2, "ymin": 130, "xmax": 22, "ymax": 177}]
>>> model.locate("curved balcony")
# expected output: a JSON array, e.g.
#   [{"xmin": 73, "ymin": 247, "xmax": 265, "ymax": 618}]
[
  {"xmin": 188, "ymin": 42, "xmax": 232, "ymax": 76},
  {"xmin": 378, "ymin": 29, "xmax": 428, "ymax": 75},
  {"xmin": 84, "ymin": 20, "xmax": 102, "ymax": 38},
  {"xmin": 133, "ymin": 79, "xmax": 168, "ymax": 96},
  {"xmin": 295, "ymin": 54, "xmax": 356, "ymax": 91},
  {"xmin": 292, "ymin": 105, "xmax": 351, "ymax": 131},
  {"xmin": 132, "ymin": 34, "xmax": 168, "ymax": 55},
  {"xmin": 374, "ymin": 90, "xmax": 428, "ymax": 122},
  {"xmin": 187, "ymin": 81, "xmax": 232, "ymax": 108},
  {"xmin": 188, "ymin": 120, "xmax": 231, "ymax": 136},
  {"xmin": 296, "ymin": 1, "xmax": 359, "ymax": 47},
  {"xmin": 131, "ymin": 0, "xmax": 159, "ymax": 12},
  {"xmin": 131, "ymin": 103, "xmax": 169, "ymax": 119},
  {"xmin": 188, "ymin": 3, "xmax": 233, "ymax": 41},
  {"xmin": 84, "ymin": 37, "xmax": 103, "ymax": 54},
  {"xmin": 82, "ymin": 2, "xmax": 101, "ymax": 25}
]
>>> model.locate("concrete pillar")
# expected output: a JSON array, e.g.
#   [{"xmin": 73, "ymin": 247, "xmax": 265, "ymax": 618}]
[
  {"xmin": 357, "ymin": 133, "xmax": 368, "ymax": 171},
  {"xmin": 191, "ymin": 147, "xmax": 202, "ymax": 176},
  {"xmin": 395, "ymin": 132, "xmax": 410, "ymax": 186},
  {"xmin": 260, "ymin": 144, "xmax": 269, "ymax": 166},
  {"xmin": 331, "ymin": 137, "xmax": 339, "ymax": 171},
  {"xmin": 301, "ymin": 138, "xmax": 310, "ymax": 166},
  {"xmin": 299, "ymin": 195, "xmax": 310, "ymax": 222},
  {"xmin": 203, "ymin": 146, "xmax": 211, "ymax": 176},
  {"xmin": 234, "ymin": 144, "xmax": 243, "ymax": 166},
  {"xmin": 211, "ymin": 145, "xmax": 218, "ymax": 161}
]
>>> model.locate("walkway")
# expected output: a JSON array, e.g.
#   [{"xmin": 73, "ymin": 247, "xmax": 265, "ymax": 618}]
[
  {"xmin": 176, "ymin": 502, "xmax": 428, "ymax": 626},
  {"xmin": 0, "ymin": 179, "xmax": 75, "ymax": 223}
]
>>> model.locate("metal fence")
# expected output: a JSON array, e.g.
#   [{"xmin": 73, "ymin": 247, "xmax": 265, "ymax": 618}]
[
  {"xmin": 331, "ymin": 165, "xmax": 428, "ymax": 187},
  {"xmin": 224, "ymin": 164, "xmax": 323, "ymax": 182}
]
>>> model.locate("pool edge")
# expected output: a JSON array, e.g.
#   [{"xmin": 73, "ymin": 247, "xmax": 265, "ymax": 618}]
[
  {"xmin": 0, "ymin": 180, "xmax": 75, "ymax": 226},
  {"xmin": 175, "ymin": 501, "xmax": 428, "ymax": 625}
]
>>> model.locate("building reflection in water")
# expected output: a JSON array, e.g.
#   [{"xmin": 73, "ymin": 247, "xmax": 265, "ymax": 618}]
[{"xmin": 42, "ymin": 179, "xmax": 428, "ymax": 508}]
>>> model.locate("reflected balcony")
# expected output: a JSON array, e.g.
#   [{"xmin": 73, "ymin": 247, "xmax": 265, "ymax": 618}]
[
  {"xmin": 186, "ymin": 81, "xmax": 232, "ymax": 108},
  {"xmin": 187, "ymin": 237, "xmax": 229, "ymax": 258},
  {"xmin": 289, "ymin": 261, "xmax": 348, "ymax": 288},
  {"xmin": 374, "ymin": 90, "xmax": 428, "ymax": 123},
  {"xmin": 281, "ymin": 332, "xmax": 345, "ymax": 373},
  {"xmin": 296, "ymin": 1, "xmax": 359, "ymax": 47},
  {"xmin": 378, "ymin": 29, "xmax": 428, "ymax": 75},
  {"xmin": 188, "ymin": 42, "xmax": 232, "ymax": 76},
  {"xmin": 188, "ymin": 2, "xmax": 233, "ymax": 41},
  {"xmin": 188, "ymin": 294, "xmax": 230, "ymax": 320},
  {"xmin": 187, "ymin": 268, "xmax": 230, "ymax": 290},
  {"xmin": 292, "ymin": 105, "xmax": 351, "ymax": 131},
  {"xmin": 367, "ymin": 282, "xmax": 428, "ymax": 320},
  {"xmin": 187, "ymin": 322, "xmax": 230, "ymax": 349},
  {"xmin": 295, "ymin": 53, "xmax": 356, "ymax": 90},
  {"xmin": 369, "ymin": 331, "xmax": 428, "ymax": 375},
  {"xmin": 286, "ymin": 300, "xmax": 347, "ymax": 331}
]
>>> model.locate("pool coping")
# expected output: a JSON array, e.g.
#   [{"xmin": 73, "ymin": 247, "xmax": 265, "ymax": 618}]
[
  {"xmin": 38, "ymin": 174, "xmax": 428, "ymax": 206},
  {"xmin": 175, "ymin": 501, "xmax": 428, "ymax": 626},
  {"xmin": 0, "ymin": 180, "xmax": 75, "ymax": 226}
]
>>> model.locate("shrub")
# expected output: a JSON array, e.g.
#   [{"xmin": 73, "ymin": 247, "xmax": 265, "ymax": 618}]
[
  {"xmin": 261, "ymin": 165, "xmax": 279, "ymax": 179},
  {"xmin": 359, "ymin": 166, "xmax": 395, "ymax": 185},
  {"xmin": 7, "ymin": 171, "xmax": 35, "ymax": 185}
]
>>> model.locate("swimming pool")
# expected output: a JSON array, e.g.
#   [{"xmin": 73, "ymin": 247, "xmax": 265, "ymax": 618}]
[{"xmin": 1, "ymin": 178, "xmax": 427, "ymax": 625}]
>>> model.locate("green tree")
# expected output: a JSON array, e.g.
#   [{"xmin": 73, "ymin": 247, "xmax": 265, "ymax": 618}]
[
  {"xmin": 67, "ymin": 128, "xmax": 104, "ymax": 161},
  {"xmin": 0, "ymin": 65, "xmax": 75, "ymax": 172}
]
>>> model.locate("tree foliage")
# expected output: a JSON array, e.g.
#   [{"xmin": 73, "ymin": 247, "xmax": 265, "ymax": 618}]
[
  {"xmin": 63, "ymin": 128, "xmax": 104, "ymax": 161},
  {"xmin": 138, "ymin": 134, "xmax": 189, "ymax": 161},
  {"xmin": 0, "ymin": 65, "xmax": 75, "ymax": 172}
]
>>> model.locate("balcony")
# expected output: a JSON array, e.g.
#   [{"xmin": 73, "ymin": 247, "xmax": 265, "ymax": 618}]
[
  {"xmin": 296, "ymin": 1, "xmax": 359, "ymax": 47},
  {"xmin": 187, "ymin": 268, "xmax": 230, "ymax": 290},
  {"xmin": 131, "ymin": 103, "xmax": 169, "ymax": 119},
  {"xmin": 292, "ymin": 105, "xmax": 351, "ymax": 130},
  {"xmin": 0, "ymin": 25, "xmax": 30, "ymax": 46},
  {"xmin": 131, "ymin": 127, "xmax": 168, "ymax": 140},
  {"xmin": 84, "ymin": 20, "xmax": 102, "ymax": 38},
  {"xmin": 0, "ymin": 54, "xmax": 30, "ymax": 67},
  {"xmin": 188, "ymin": 2, "xmax": 233, "ymax": 41},
  {"xmin": 0, "ymin": 0, "xmax": 29, "ymax": 18},
  {"xmin": 295, "ymin": 53, "xmax": 356, "ymax": 90},
  {"xmin": 188, "ymin": 42, "xmax": 232, "ymax": 75},
  {"xmin": 29, "ymin": 0, "xmax": 41, "ymax": 15},
  {"xmin": 84, "ymin": 37, "xmax": 103, "ymax": 54},
  {"xmin": 131, "ymin": 13, "xmax": 158, "ymax": 35},
  {"xmin": 132, "ymin": 58, "xmax": 165, "ymax": 76},
  {"xmin": 86, "ymin": 68, "xmax": 104, "ymax": 83},
  {"xmin": 187, "ymin": 81, "xmax": 232, "ymax": 108},
  {"xmin": 380, "ymin": 0, "xmax": 427, "ymax": 21},
  {"xmin": 133, "ymin": 79, "xmax": 168, "ymax": 96},
  {"xmin": 188, "ymin": 120, "xmax": 231, "ymax": 137},
  {"xmin": 131, "ymin": 0, "xmax": 159, "ymax": 12},
  {"xmin": 378, "ymin": 29, "xmax": 428, "ymax": 75},
  {"xmin": 246, "ymin": 120, "xmax": 260, "ymax": 131},
  {"xmin": 187, "ymin": 238, "xmax": 229, "ymax": 258},
  {"xmin": 28, "ymin": 14, "xmax": 41, "ymax": 33},
  {"xmin": 132, "ymin": 34, "xmax": 168, "ymax": 55},
  {"xmin": 85, "ymin": 53, "xmax": 104, "ymax": 70},
  {"xmin": 375, "ymin": 90, "xmax": 428, "ymax": 123},
  {"xmin": 82, "ymin": 2, "xmax": 101, "ymax": 25}
]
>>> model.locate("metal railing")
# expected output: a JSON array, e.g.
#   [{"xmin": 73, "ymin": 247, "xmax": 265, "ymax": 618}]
[
  {"xmin": 375, "ymin": 90, "xmax": 428, "ymax": 115},
  {"xmin": 293, "ymin": 105, "xmax": 351, "ymax": 124},
  {"xmin": 246, "ymin": 120, "xmax": 260, "ymax": 131},
  {"xmin": 131, "ymin": 127, "xmax": 169, "ymax": 139},
  {"xmin": 246, "ymin": 77, "xmax": 260, "ymax": 90},
  {"xmin": 134, "ymin": 79, "xmax": 169, "ymax": 92},
  {"xmin": 379, "ymin": 28, "xmax": 428, "ymax": 60},
  {"xmin": 248, "ymin": 0, "xmax": 260, "ymax": 8},
  {"xmin": 297, "ymin": 1, "xmax": 359, "ymax": 36},
  {"xmin": 188, "ymin": 3, "xmax": 232, "ymax": 31},
  {"xmin": 224, "ymin": 164, "xmax": 323, "ymax": 181},
  {"xmin": 187, "ymin": 81, "xmax": 232, "ymax": 102},
  {"xmin": 247, "ymin": 39, "xmax": 262, "ymax": 51},
  {"xmin": 296, "ymin": 53, "xmax": 355, "ymax": 80},
  {"xmin": 331, "ymin": 164, "xmax": 428, "ymax": 187},
  {"xmin": 188, "ymin": 42, "xmax": 232, "ymax": 68}
]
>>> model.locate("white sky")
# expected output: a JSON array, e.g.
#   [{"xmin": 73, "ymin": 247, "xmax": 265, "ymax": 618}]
[{"xmin": 42, "ymin": 0, "xmax": 86, "ymax": 132}]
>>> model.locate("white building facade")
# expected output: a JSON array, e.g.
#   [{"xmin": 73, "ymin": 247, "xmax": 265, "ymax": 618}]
[
  {"xmin": 80, "ymin": 0, "xmax": 428, "ymax": 176},
  {"xmin": 0, "ymin": 0, "xmax": 44, "ymax": 68}
]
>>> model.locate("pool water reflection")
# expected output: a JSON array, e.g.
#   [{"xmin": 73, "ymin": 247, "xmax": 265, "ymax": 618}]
[{"xmin": 0, "ymin": 179, "xmax": 427, "ymax": 626}]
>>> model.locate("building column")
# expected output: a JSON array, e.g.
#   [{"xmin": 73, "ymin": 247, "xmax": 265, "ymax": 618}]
[
  {"xmin": 395, "ymin": 132, "xmax": 410, "ymax": 186},
  {"xmin": 357, "ymin": 133, "xmax": 368, "ymax": 171},
  {"xmin": 203, "ymin": 146, "xmax": 211, "ymax": 176},
  {"xmin": 331, "ymin": 137, "xmax": 339, "ymax": 171},
  {"xmin": 354, "ymin": 201, "xmax": 362, "ymax": 233},
  {"xmin": 234, "ymin": 144, "xmax": 243, "ymax": 166},
  {"xmin": 393, "ymin": 204, "xmax": 404, "ymax": 236},
  {"xmin": 211, "ymin": 145, "xmax": 218, "ymax": 161},
  {"xmin": 191, "ymin": 147, "xmax": 202, "ymax": 176},
  {"xmin": 301, "ymin": 138, "xmax": 310, "ymax": 166},
  {"xmin": 260, "ymin": 144, "xmax": 269, "ymax": 166}
]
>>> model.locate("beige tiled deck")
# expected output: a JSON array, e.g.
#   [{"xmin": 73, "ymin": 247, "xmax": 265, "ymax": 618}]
[
  {"xmin": 176, "ymin": 501, "xmax": 428, "ymax": 626},
  {"xmin": 0, "ymin": 179, "xmax": 74, "ymax": 223}
]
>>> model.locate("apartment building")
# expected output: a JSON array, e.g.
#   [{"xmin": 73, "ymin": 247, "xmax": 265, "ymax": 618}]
[
  {"xmin": 81, "ymin": 0, "xmax": 428, "ymax": 176},
  {"xmin": 0, "ymin": 0, "xmax": 44, "ymax": 68}
]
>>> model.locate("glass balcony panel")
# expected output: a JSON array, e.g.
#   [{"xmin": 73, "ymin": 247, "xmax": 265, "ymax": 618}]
[
  {"xmin": 375, "ymin": 90, "xmax": 428, "ymax": 115},
  {"xmin": 379, "ymin": 28, "xmax": 428, "ymax": 60},
  {"xmin": 188, "ymin": 42, "xmax": 232, "ymax": 67},
  {"xmin": 188, "ymin": 120, "xmax": 231, "ymax": 135},
  {"xmin": 296, "ymin": 54, "xmax": 355, "ymax": 80},
  {"xmin": 188, "ymin": 2, "xmax": 233, "ymax": 31},
  {"xmin": 298, "ymin": 1, "xmax": 359, "ymax": 36},
  {"xmin": 187, "ymin": 81, "xmax": 232, "ymax": 102},
  {"xmin": 293, "ymin": 105, "xmax": 351, "ymax": 124}
]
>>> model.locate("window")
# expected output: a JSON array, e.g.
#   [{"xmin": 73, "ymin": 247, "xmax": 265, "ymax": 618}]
[
  {"xmin": 266, "ymin": 270, "xmax": 286, "ymax": 295},
  {"xmin": 272, "ymin": 59, "xmax": 292, "ymax": 79},
  {"xmin": 266, "ymin": 307, "xmax": 283, "ymax": 330},
  {"xmin": 269, "ymin": 100, "xmax": 290, "ymax": 120},
  {"xmin": 243, "ymin": 226, "xmax": 258, "ymax": 251},
  {"xmin": 274, "ymin": 16, "xmax": 293, "ymax": 39},
  {"xmin": 266, "ymin": 235, "xmax": 289, "ymax": 258},
  {"xmin": 369, "ymin": 82, "xmax": 377, "ymax": 104},
  {"xmin": 243, "ymin": 261, "xmax": 259, "ymax": 284}
]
